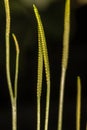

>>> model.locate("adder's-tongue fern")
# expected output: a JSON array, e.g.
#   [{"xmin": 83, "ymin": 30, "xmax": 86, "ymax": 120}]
[{"xmin": 33, "ymin": 4, "xmax": 51, "ymax": 130}]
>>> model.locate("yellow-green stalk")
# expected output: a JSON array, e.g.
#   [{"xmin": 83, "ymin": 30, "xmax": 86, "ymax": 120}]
[
  {"xmin": 4, "ymin": 0, "xmax": 19, "ymax": 130},
  {"xmin": 58, "ymin": 0, "xmax": 70, "ymax": 130}
]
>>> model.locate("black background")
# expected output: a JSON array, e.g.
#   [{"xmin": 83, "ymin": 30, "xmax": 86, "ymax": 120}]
[{"xmin": 0, "ymin": 0, "xmax": 87, "ymax": 130}]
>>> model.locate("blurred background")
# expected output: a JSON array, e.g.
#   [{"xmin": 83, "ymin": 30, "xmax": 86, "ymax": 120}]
[{"xmin": 0, "ymin": 0, "xmax": 87, "ymax": 130}]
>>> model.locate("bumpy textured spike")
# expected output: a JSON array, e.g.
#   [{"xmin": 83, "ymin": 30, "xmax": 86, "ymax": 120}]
[
  {"xmin": 33, "ymin": 4, "xmax": 50, "ymax": 130},
  {"xmin": 33, "ymin": 5, "xmax": 50, "ymax": 81},
  {"xmin": 62, "ymin": 0, "xmax": 70, "ymax": 69},
  {"xmin": 37, "ymin": 28, "xmax": 43, "ymax": 130},
  {"xmin": 37, "ymin": 28, "xmax": 43, "ymax": 98}
]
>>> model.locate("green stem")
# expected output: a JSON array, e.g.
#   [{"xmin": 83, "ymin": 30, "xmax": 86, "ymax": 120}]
[
  {"xmin": 4, "ymin": 0, "xmax": 14, "ymax": 104},
  {"xmin": 4, "ymin": 1, "xmax": 19, "ymax": 130},
  {"xmin": 37, "ymin": 98, "xmax": 41, "ymax": 130},
  {"xmin": 12, "ymin": 98, "xmax": 17, "ymax": 130},
  {"xmin": 58, "ymin": 68, "xmax": 66, "ymax": 130},
  {"xmin": 76, "ymin": 76, "xmax": 81, "ymax": 130},
  {"xmin": 58, "ymin": 0, "xmax": 70, "ymax": 130},
  {"xmin": 12, "ymin": 33, "xmax": 20, "ymax": 99}
]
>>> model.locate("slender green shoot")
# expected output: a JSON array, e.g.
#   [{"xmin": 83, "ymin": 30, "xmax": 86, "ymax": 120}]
[
  {"xmin": 33, "ymin": 4, "xmax": 51, "ymax": 130},
  {"xmin": 58, "ymin": 0, "xmax": 70, "ymax": 130},
  {"xmin": 12, "ymin": 33, "xmax": 19, "ymax": 130},
  {"xmin": 12, "ymin": 33, "xmax": 20, "ymax": 99},
  {"xmin": 4, "ymin": 0, "xmax": 20, "ymax": 130},
  {"xmin": 76, "ymin": 76, "xmax": 81, "ymax": 130}
]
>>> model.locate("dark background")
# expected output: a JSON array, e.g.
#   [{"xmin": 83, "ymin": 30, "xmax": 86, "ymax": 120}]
[{"xmin": 0, "ymin": 0, "xmax": 87, "ymax": 130}]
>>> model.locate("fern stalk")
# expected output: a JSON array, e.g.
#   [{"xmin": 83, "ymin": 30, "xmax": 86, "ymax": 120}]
[
  {"xmin": 76, "ymin": 76, "xmax": 81, "ymax": 130},
  {"xmin": 4, "ymin": 0, "xmax": 19, "ymax": 130},
  {"xmin": 4, "ymin": 0, "xmax": 13, "ymax": 103},
  {"xmin": 58, "ymin": 0, "xmax": 70, "ymax": 130}
]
